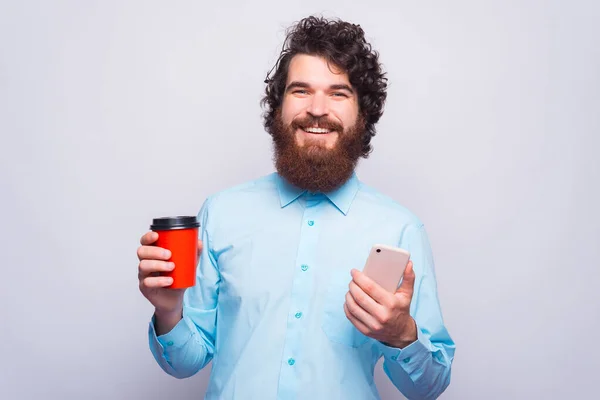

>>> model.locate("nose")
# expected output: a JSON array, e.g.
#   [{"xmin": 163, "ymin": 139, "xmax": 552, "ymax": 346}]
[{"xmin": 306, "ymin": 92, "xmax": 329, "ymax": 117}]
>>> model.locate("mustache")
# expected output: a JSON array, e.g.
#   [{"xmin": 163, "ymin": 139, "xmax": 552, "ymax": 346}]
[{"xmin": 291, "ymin": 115, "xmax": 343, "ymax": 132}]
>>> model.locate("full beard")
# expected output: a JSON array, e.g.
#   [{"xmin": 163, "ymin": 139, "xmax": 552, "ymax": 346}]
[{"xmin": 269, "ymin": 110, "xmax": 365, "ymax": 193}]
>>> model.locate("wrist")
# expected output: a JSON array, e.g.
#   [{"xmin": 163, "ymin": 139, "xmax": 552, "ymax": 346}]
[
  {"xmin": 154, "ymin": 307, "xmax": 182, "ymax": 320},
  {"xmin": 385, "ymin": 317, "xmax": 418, "ymax": 349},
  {"xmin": 154, "ymin": 307, "xmax": 183, "ymax": 336}
]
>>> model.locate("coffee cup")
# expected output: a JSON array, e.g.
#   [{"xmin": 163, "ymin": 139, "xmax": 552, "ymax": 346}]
[{"xmin": 150, "ymin": 216, "xmax": 200, "ymax": 289}]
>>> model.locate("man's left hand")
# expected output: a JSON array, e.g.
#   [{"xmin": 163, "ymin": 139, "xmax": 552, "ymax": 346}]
[{"xmin": 344, "ymin": 261, "xmax": 418, "ymax": 349}]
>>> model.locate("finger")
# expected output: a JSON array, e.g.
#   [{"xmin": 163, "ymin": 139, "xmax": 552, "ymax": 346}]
[
  {"xmin": 344, "ymin": 302, "xmax": 371, "ymax": 336},
  {"xmin": 350, "ymin": 269, "xmax": 394, "ymax": 307},
  {"xmin": 348, "ymin": 280, "xmax": 386, "ymax": 318},
  {"xmin": 396, "ymin": 261, "xmax": 416, "ymax": 298},
  {"xmin": 345, "ymin": 290, "xmax": 382, "ymax": 333},
  {"xmin": 141, "ymin": 276, "xmax": 173, "ymax": 289},
  {"xmin": 140, "ymin": 231, "xmax": 159, "ymax": 246},
  {"xmin": 138, "ymin": 270, "xmax": 162, "ymax": 281},
  {"xmin": 197, "ymin": 240, "xmax": 203, "ymax": 256},
  {"xmin": 139, "ymin": 260, "xmax": 175, "ymax": 276},
  {"xmin": 137, "ymin": 245, "xmax": 171, "ymax": 261}
]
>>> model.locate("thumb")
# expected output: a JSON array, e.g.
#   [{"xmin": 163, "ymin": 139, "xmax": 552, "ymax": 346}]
[{"xmin": 396, "ymin": 261, "xmax": 415, "ymax": 298}]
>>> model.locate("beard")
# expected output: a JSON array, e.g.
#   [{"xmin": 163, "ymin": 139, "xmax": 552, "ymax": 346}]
[{"xmin": 269, "ymin": 110, "xmax": 366, "ymax": 193}]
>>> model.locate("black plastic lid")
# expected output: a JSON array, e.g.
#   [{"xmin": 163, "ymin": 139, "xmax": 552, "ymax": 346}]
[{"xmin": 150, "ymin": 216, "xmax": 200, "ymax": 231}]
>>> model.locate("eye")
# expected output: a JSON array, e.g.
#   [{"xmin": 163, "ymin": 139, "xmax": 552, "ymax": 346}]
[
  {"xmin": 332, "ymin": 92, "xmax": 348, "ymax": 98},
  {"xmin": 293, "ymin": 90, "xmax": 309, "ymax": 95}
]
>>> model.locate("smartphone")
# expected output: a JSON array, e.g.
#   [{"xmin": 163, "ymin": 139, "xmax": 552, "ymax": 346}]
[{"xmin": 362, "ymin": 244, "xmax": 411, "ymax": 293}]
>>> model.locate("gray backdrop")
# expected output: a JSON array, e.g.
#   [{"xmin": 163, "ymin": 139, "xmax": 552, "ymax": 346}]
[{"xmin": 1, "ymin": 0, "xmax": 598, "ymax": 399}]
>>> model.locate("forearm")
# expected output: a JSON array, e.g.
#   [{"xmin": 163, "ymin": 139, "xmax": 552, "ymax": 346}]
[
  {"xmin": 147, "ymin": 196, "xmax": 219, "ymax": 379},
  {"xmin": 148, "ymin": 309, "xmax": 215, "ymax": 379},
  {"xmin": 381, "ymin": 330, "xmax": 452, "ymax": 399},
  {"xmin": 382, "ymin": 223, "xmax": 455, "ymax": 398}
]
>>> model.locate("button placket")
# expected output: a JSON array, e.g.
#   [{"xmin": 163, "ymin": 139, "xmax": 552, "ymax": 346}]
[{"xmin": 276, "ymin": 194, "xmax": 324, "ymax": 398}]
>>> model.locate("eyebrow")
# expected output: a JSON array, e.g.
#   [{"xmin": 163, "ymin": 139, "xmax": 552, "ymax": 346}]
[{"xmin": 285, "ymin": 81, "xmax": 355, "ymax": 94}]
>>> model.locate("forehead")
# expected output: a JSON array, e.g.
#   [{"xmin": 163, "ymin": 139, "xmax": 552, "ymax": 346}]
[{"xmin": 286, "ymin": 54, "xmax": 351, "ymax": 87}]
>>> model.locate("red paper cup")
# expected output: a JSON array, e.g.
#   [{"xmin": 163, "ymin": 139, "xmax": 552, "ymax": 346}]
[{"xmin": 150, "ymin": 216, "xmax": 200, "ymax": 289}]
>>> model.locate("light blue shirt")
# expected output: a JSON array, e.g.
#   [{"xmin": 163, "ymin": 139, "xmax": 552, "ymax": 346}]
[{"xmin": 148, "ymin": 172, "xmax": 455, "ymax": 399}]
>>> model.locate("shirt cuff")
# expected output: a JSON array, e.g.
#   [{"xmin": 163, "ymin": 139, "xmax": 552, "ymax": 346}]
[
  {"xmin": 148, "ymin": 314, "xmax": 195, "ymax": 351},
  {"xmin": 379, "ymin": 326, "xmax": 432, "ymax": 376}
]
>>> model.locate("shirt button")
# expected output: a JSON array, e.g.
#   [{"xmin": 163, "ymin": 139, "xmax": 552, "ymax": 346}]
[
  {"xmin": 295, "ymin": 312, "xmax": 303, "ymax": 319},
  {"xmin": 166, "ymin": 341, "xmax": 174, "ymax": 346},
  {"xmin": 307, "ymin": 220, "xmax": 314, "ymax": 226},
  {"xmin": 391, "ymin": 355, "xmax": 397, "ymax": 361},
  {"xmin": 403, "ymin": 357, "xmax": 411, "ymax": 363},
  {"xmin": 288, "ymin": 358, "xmax": 295, "ymax": 366},
  {"xmin": 301, "ymin": 264, "xmax": 309, "ymax": 271}
]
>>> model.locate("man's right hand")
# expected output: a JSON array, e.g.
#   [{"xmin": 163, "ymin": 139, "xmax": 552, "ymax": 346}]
[{"xmin": 137, "ymin": 231, "xmax": 203, "ymax": 335}]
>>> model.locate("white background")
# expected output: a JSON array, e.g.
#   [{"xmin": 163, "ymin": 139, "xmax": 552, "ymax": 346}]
[{"xmin": 1, "ymin": 1, "xmax": 598, "ymax": 399}]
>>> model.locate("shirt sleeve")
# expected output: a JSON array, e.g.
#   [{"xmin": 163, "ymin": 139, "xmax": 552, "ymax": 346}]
[
  {"xmin": 147, "ymin": 196, "xmax": 221, "ymax": 379},
  {"xmin": 377, "ymin": 223, "xmax": 456, "ymax": 399}
]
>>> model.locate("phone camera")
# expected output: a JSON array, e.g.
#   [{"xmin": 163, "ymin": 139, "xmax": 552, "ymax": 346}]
[{"xmin": 376, "ymin": 248, "xmax": 381, "ymax": 253}]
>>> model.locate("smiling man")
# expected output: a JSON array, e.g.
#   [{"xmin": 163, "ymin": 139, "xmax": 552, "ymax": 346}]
[
  {"xmin": 269, "ymin": 53, "xmax": 365, "ymax": 194},
  {"xmin": 137, "ymin": 16, "xmax": 455, "ymax": 400}
]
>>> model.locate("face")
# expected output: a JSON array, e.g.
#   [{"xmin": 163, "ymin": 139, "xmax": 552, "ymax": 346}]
[
  {"xmin": 281, "ymin": 54, "xmax": 360, "ymax": 150},
  {"xmin": 269, "ymin": 54, "xmax": 366, "ymax": 193}
]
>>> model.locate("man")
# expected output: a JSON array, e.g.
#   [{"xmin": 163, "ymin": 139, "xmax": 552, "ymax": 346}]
[{"xmin": 137, "ymin": 15, "xmax": 455, "ymax": 399}]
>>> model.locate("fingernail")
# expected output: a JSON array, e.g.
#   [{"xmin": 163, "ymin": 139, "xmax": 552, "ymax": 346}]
[
  {"xmin": 169, "ymin": 262, "xmax": 175, "ymax": 270},
  {"xmin": 164, "ymin": 250, "xmax": 171, "ymax": 259}
]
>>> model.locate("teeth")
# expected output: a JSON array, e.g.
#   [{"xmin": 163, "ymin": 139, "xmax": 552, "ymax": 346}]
[{"xmin": 303, "ymin": 127, "xmax": 331, "ymax": 134}]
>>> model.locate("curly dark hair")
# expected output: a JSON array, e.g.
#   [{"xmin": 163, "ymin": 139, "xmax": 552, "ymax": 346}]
[{"xmin": 261, "ymin": 15, "xmax": 388, "ymax": 157}]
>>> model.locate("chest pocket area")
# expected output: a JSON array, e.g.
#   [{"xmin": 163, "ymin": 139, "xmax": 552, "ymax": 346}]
[
  {"xmin": 321, "ymin": 265, "xmax": 370, "ymax": 348},
  {"xmin": 215, "ymin": 235, "xmax": 254, "ymax": 299},
  {"xmin": 217, "ymin": 227, "xmax": 293, "ymax": 308}
]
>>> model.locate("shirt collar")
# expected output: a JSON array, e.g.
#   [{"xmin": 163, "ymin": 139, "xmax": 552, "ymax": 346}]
[{"xmin": 275, "ymin": 172, "xmax": 360, "ymax": 216}]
